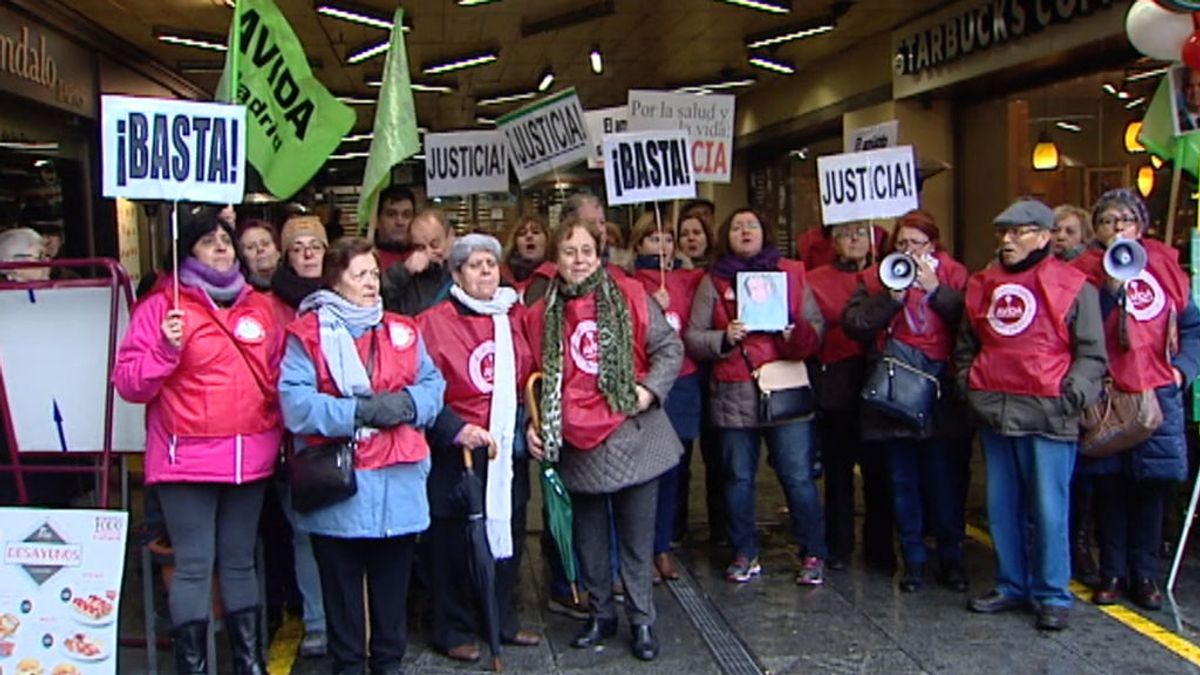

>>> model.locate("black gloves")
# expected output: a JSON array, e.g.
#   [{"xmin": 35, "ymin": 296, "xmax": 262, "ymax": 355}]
[{"xmin": 354, "ymin": 391, "xmax": 417, "ymax": 429}]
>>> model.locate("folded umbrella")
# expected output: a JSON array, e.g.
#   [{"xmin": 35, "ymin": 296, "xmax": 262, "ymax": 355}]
[
  {"xmin": 453, "ymin": 446, "xmax": 502, "ymax": 672},
  {"xmin": 525, "ymin": 372, "xmax": 579, "ymax": 603}
]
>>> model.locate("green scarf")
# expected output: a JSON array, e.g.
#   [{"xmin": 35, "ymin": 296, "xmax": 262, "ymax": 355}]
[{"xmin": 539, "ymin": 266, "xmax": 638, "ymax": 462}]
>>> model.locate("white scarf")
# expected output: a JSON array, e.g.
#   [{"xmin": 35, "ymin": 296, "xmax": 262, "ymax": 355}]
[{"xmin": 450, "ymin": 284, "xmax": 520, "ymax": 559}]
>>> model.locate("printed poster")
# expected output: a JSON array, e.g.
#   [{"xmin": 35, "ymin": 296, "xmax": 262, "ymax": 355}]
[
  {"xmin": 0, "ymin": 508, "xmax": 129, "ymax": 675},
  {"xmin": 736, "ymin": 271, "xmax": 789, "ymax": 332}
]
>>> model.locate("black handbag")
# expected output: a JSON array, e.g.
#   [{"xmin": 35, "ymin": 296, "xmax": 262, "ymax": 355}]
[
  {"xmin": 741, "ymin": 348, "xmax": 814, "ymax": 424},
  {"xmin": 861, "ymin": 339, "xmax": 943, "ymax": 429},
  {"xmin": 289, "ymin": 440, "xmax": 357, "ymax": 514},
  {"xmin": 287, "ymin": 334, "xmax": 377, "ymax": 514}
]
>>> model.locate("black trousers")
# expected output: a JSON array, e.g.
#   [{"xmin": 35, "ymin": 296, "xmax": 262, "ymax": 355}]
[
  {"xmin": 311, "ymin": 534, "xmax": 415, "ymax": 675},
  {"xmin": 1094, "ymin": 475, "xmax": 1169, "ymax": 580},
  {"xmin": 425, "ymin": 497, "xmax": 528, "ymax": 651},
  {"xmin": 817, "ymin": 410, "xmax": 893, "ymax": 563}
]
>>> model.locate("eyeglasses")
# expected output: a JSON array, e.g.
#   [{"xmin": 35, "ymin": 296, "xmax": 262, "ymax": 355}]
[
  {"xmin": 1095, "ymin": 214, "xmax": 1139, "ymax": 229},
  {"xmin": 834, "ymin": 227, "xmax": 870, "ymax": 240},
  {"xmin": 895, "ymin": 237, "xmax": 930, "ymax": 249},
  {"xmin": 290, "ymin": 242, "xmax": 327, "ymax": 255},
  {"xmin": 995, "ymin": 225, "xmax": 1043, "ymax": 240}
]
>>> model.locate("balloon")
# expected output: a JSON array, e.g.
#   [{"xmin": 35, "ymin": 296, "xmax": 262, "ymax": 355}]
[
  {"xmin": 1185, "ymin": 31, "xmax": 1200, "ymax": 69},
  {"xmin": 1127, "ymin": 0, "xmax": 1194, "ymax": 60}
]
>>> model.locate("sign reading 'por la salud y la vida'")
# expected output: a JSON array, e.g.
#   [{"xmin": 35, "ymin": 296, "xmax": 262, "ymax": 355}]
[
  {"xmin": 423, "ymin": 130, "xmax": 509, "ymax": 197},
  {"xmin": 626, "ymin": 90, "xmax": 734, "ymax": 183},
  {"xmin": 602, "ymin": 130, "xmax": 696, "ymax": 206},
  {"xmin": 496, "ymin": 88, "xmax": 590, "ymax": 184},
  {"xmin": 816, "ymin": 145, "xmax": 919, "ymax": 226},
  {"xmin": 100, "ymin": 95, "xmax": 246, "ymax": 205}
]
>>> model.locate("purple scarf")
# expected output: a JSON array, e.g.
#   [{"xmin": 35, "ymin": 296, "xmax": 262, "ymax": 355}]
[
  {"xmin": 710, "ymin": 244, "xmax": 783, "ymax": 280},
  {"xmin": 179, "ymin": 257, "xmax": 246, "ymax": 303}
]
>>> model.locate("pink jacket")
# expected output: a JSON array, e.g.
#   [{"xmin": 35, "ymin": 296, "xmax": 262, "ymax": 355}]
[{"xmin": 114, "ymin": 284, "xmax": 284, "ymax": 485}]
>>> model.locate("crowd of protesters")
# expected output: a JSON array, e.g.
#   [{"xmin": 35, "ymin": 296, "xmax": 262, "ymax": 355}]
[{"xmin": 68, "ymin": 181, "xmax": 1199, "ymax": 674}]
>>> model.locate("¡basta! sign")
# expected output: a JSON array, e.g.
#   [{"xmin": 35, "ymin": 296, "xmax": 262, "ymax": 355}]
[
  {"xmin": 101, "ymin": 95, "xmax": 246, "ymax": 204},
  {"xmin": 816, "ymin": 145, "xmax": 919, "ymax": 226},
  {"xmin": 602, "ymin": 130, "xmax": 696, "ymax": 206}
]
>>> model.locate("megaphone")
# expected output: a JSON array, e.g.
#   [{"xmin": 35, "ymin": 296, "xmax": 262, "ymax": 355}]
[
  {"xmin": 879, "ymin": 252, "xmax": 917, "ymax": 291},
  {"xmin": 1103, "ymin": 237, "xmax": 1147, "ymax": 282}
]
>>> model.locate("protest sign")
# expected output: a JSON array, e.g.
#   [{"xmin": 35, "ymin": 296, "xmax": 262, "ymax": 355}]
[
  {"xmin": 584, "ymin": 105, "xmax": 628, "ymax": 169},
  {"xmin": 627, "ymin": 90, "xmax": 734, "ymax": 183},
  {"xmin": 101, "ymin": 95, "xmax": 245, "ymax": 204},
  {"xmin": 0, "ymin": 508, "xmax": 128, "ymax": 675},
  {"xmin": 845, "ymin": 120, "xmax": 899, "ymax": 153},
  {"xmin": 602, "ymin": 130, "xmax": 696, "ymax": 206},
  {"xmin": 424, "ymin": 131, "xmax": 509, "ymax": 197},
  {"xmin": 497, "ymin": 89, "xmax": 589, "ymax": 184},
  {"xmin": 817, "ymin": 145, "xmax": 919, "ymax": 226}
]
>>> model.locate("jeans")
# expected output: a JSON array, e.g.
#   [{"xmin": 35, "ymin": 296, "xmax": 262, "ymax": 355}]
[
  {"xmin": 887, "ymin": 438, "xmax": 966, "ymax": 565},
  {"xmin": 277, "ymin": 482, "xmax": 326, "ymax": 634},
  {"xmin": 980, "ymin": 430, "xmax": 1076, "ymax": 608},
  {"xmin": 1093, "ymin": 475, "xmax": 1169, "ymax": 581},
  {"xmin": 721, "ymin": 421, "xmax": 826, "ymax": 560}
]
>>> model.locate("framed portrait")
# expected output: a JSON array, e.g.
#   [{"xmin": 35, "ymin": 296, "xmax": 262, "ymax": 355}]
[
  {"xmin": 1084, "ymin": 166, "xmax": 1130, "ymax": 208},
  {"xmin": 736, "ymin": 271, "xmax": 789, "ymax": 332},
  {"xmin": 1170, "ymin": 65, "xmax": 1200, "ymax": 138}
]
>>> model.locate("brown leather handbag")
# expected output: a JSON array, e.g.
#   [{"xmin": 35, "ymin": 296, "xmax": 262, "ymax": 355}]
[{"xmin": 1078, "ymin": 379, "xmax": 1162, "ymax": 458}]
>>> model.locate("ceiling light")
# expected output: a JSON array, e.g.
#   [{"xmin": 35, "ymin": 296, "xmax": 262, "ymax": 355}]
[
  {"xmin": 315, "ymin": 2, "xmax": 411, "ymax": 31},
  {"xmin": 336, "ymin": 95, "xmax": 376, "ymax": 105},
  {"xmin": 1102, "ymin": 83, "xmax": 1118, "ymax": 96},
  {"xmin": 342, "ymin": 132, "xmax": 374, "ymax": 143},
  {"xmin": 1116, "ymin": 90, "xmax": 1131, "ymax": 100},
  {"xmin": 1032, "ymin": 131, "xmax": 1059, "ymax": 171},
  {"xmin": 675, "ymin": 76, "xmax": 757, "ymax": 93},
  {"xmin": 1137, "ymin": 165, "xmax": 1155, "ymax": 198},
  {"xmin": 478, "ymin": 91, "xmax": 538, "ymax": 106},
  {"xmin": 1151, "ymin": 155, "xmax": 1164, "ymax": 169},
  {"xmin": 716, "ymin": 0, "xmax": 789, "ymax": 13},
  {"xmin": 423, "ymin": 50, "xmax": 499, "ymax": 75},
  {"xmin": 330, "ymin": 151, "xmax": 371, "ymax": 161},
  {"xmin": 154, "ymin": 27, "xmax": 227, "ymax": 52},
  {"xmin": 1054, "ymin": 121, "xmax": 1082, "ymax": 133},
  {"xmin": 745, "ymin": 18, "xmax": 834, "ymax": 49},
  {"xmin": 366, "ymin": 76, "xmax": 454, "ymax": 93},
  {"xmin": 346, "ymin": 39, "xmax": 390, "ymax": 65},
  {"xmin": 459, "ymin": 0, "xmax": 500, "ymax": 5},
  {"xmin": 538, "ymin": 69, "xmax": 555, "ymax": 92},
  {"xmin": 476, "ymin": 116, "xmax": 497, "ymax": 126},
  {"xmin": 1126, "ymin": 67, "xmax": 1169, "ymax": 83},
  {"xmin": 748, "ymin": 55, "xmax": 795, "ymax": 74},
  {"xmin": 1125, "ymin": 121, "xmax": 1145, "ymax": 153},
  {"xmin": 412, "ymin": 153, "xmax": 426, "ymax": 161},
  {"xmin": 1124, "ymin": 96, "xmax": 1147, "ymax": 109},
  {"xmin": 590, "ymin": 47, "xmax": 603, "ymax": 74}
]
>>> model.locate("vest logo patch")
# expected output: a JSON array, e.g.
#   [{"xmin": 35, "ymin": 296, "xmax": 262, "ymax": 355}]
[
  {"xmin": 986, "ymin": 283, "xmax": 1037, "ymax": 337},
  {"xmin": 1125, "ymin": 271, "xmax": 1167, "ymax": 323},
  {"xmin": 233, "ymin": 316, "xmax": 265, "ymax": 343},
  {"xmin": 389, "ymin": 322, "xmax": 415, "ymax": 350},
  {"xmin": 665, "ymin": 310, "xmax": 682, "ymax": 333},
  {"xmin": 723, "ymin": 285, "xmax": 736, "ymax": 302},
  {"xmin": 468, "ymin": 340, "xmax": 496, "ymax": 393},
  {"xmin": 569, "ymin": 319, "xmax": 600, "ymax": 375}
]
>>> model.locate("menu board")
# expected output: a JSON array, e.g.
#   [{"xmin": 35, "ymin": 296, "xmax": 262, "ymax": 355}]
[{"xmin": 0, "ymin": 509, "xmax": 129, "ymax": 675}]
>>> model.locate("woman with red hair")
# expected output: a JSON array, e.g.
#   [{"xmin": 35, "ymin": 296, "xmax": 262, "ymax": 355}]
[{"xmin": 843, "ymin": 210, "xmax": 971, "ymax": 594}]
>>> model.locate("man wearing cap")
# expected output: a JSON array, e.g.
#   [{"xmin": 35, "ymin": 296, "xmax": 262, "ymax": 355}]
[{"xmin": 954, "ymin": 199, "xmax": 1107, "ymax": 631}]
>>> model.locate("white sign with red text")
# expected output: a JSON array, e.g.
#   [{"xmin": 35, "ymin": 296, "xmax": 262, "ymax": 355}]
[
  {"xmin": 0, "ymin": 508, "xmax": 128, "ymax": 675},
  {"xmin": 627, "ymin": 90, "xmax": 734, "ymax": 183}
]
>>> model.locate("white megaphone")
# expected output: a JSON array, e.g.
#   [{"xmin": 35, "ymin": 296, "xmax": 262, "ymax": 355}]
[
  {"xmin": 1103, "ymin": 237, "xmax": 1147, "ymax": 282},
  {"xmin": 879, "ymin": 252, "xmax": 917, "ymax": 291}
]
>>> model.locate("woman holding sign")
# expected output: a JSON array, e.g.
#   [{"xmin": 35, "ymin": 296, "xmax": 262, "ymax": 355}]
[
  {"xmin": 114, "ymin": 209, "xmax": 283, "ymax": 675},
  {"xmin": 684, "ymin": 207, "xmax": 827, "ymax": 586},
  {"xmin": 524, "ymin": 217, "xmax": 684, "ymax": 661},
  {"xmin": 629, "ymin": 214, "xmax": 704, "ymax": 581}
]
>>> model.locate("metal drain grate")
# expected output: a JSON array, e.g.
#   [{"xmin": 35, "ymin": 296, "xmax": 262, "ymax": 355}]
[{"xmin": 666, "ymin": 568, "xmax": 765, "ymax": 675}]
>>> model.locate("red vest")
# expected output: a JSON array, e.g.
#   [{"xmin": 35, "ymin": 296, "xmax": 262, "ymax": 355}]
[
  {"xmin": 633, "ymin": 267, "xmax": 703, "ymax": 377},
  {"xmin": 1077, "ymin": 240, "xmax": 1188, "ymax": 392},
  {"xmin": 709, "ymin": 259, "xmax": 809, "ymax": 383},
  {"xmin": 157, "ymin": 286, "xmax": 281, "ymax": 437},
  {"xmin": 376, "ymin": 248, "xmax": 408, "ymax": 275},
  {"xmin": 966, "ymin": 256, "xmax": 1086, "ymax": 397},
  {"xmin": 875, "ymin": 251, "xmax": 968, "ymax": 362},
  {"xmin": 526, "ymin": 274, "xmax": 650, "ymax": 450},
  {"xmin": 808, "ymin": 264, "xmax": 869, "ymax": 364},
  {"xmin": 417, "ymin": 300, "xmax": 535, "ymax": 428},
  {"xmin": 288, "ymin": 312, "xmax": 430, "ymax": 470}
]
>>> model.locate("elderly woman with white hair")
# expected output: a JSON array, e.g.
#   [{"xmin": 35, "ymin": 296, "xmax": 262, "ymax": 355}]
[
  {"xmin": 416, "ymin": 233, "xmax": 541, "ymax": 663},
  {"xmin": 0, "ymin": 227, "xmax": 49, "ymax": 281}
]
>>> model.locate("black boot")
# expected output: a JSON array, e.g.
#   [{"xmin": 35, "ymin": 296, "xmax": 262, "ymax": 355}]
[
  {"xmin": 225, "ymin": 607, "xmax": 267, "ymax": 675},
  {"xmin": 171, "ymin": 620, "xmax": 209, "ymax": 675}
]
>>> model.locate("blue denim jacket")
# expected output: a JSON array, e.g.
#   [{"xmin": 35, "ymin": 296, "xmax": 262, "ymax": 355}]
[{"xmin": 278, "ymin": 324, "xmax": 446, "ymax": 539}]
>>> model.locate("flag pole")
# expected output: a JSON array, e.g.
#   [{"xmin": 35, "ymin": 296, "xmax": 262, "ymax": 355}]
[
  {"xmin": 229, "ymin": 0, "xmax": 242, "ymax": 100},
  {"xmin": 653, "ymin": 201, "xmax": 666, "ymax": 290},
  {"xmin": 1166, "ymin": 162, "xmax": 1182, "ymax": 246},
  {"xmin": 171, "ymin": 202, "xmax": 180, "ymax": 311}
]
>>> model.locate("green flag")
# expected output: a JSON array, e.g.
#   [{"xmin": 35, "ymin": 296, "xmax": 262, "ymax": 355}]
[
  {"xmin": 1139, "ymin": 74, "xmax": 1200, "ymax": 179},
  {"xmin": 218, "ymin": 0, "xmax": 355, "ymax": 200},
  {"xmin": 357, "ymin": 8, "xmax": 420, "ymax": 234}
]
